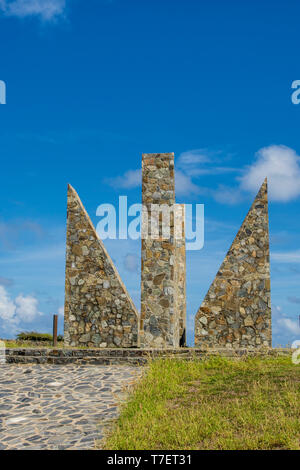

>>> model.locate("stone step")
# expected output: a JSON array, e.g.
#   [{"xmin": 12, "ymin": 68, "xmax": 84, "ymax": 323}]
[
  {"xmin": 2, "ymin": 347, "xmax": 291, "ymax": 365},
  {"xmin": 5, "ymin": 355, "xmax": 148, "ymax": 365}
]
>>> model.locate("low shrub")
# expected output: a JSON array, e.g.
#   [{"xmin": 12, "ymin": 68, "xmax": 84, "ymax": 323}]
[{"xmin": 16, "ymin": 331, "xmax": 63, "ymax": 342}]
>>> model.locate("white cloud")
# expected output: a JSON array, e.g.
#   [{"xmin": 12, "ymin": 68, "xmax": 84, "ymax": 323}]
[
  {"xmin": 0, "ymin": 286, "xmax": 42, "ymax": 334},
  {"xmin": 0, "ymin": 286, "xmax": 18, "ymax": 332},
  {"xmin": 272, "ymin": 305, "xmax": 300, "ymax": 346},
  {"xmin": 106, "ymin": 169, "xmax": 141, "ymax": 189},
  {"xmin": 277, "ymin": 317, "xmax": 300, "ymax": 335},
  {"xmin": 210, "ymin": 145, "xmax": 300, "ymax": 205},
  {"xmin": 15, "ymin": 294, "xmax": 42, "ymax": 323},
  {"xmin": 0, "ymin": 0, "xmax": 66, "ymax": 21},
  {"xmin": 239, "ymin": 145, "xmax": 300, "ymax": 202}
]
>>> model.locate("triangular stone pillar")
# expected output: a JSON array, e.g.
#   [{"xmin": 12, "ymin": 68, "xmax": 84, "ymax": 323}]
[
  {"xmin": 195, "ymin": 179, "xmax": 271, "ymax": 349},
  {"xmin": 64, "ymin": 185, "xmax": 138, "ymax": 347}
]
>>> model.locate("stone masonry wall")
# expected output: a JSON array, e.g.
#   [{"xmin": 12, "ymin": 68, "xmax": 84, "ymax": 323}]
[
  {"xmin": 195, "ymin": 179, "xmax": 271, "ymax": 349},
  {"xmin": 64, "ymin": 185, "xmax": 138, "ymax": 348},
  {"xmin": 140, "ymin": 153, "xmax": 186, "ymax": 348}
]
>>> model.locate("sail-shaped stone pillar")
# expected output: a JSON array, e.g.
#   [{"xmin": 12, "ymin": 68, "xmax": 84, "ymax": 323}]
[
  {"xmin": 64, "ymin": 185, "xmax": 138, "ymax": 347},
  {"xmin": 195, "ymin": 178, "xmax": 271, "ymax": 349}
]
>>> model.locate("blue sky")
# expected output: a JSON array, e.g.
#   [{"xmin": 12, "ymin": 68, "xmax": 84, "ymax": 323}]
[{"xmin": 0, "ymin": 0, "xmax": 300, "ymax": 346}]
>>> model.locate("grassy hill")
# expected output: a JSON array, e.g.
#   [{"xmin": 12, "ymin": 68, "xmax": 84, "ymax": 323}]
[{"xmin": 103, "ymin": 356, "xmax": 300, "ymax": 450}]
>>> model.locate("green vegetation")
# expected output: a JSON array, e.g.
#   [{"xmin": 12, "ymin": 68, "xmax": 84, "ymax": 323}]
[
  {"xmin": 1, "ymin": 337, "xmax": 93, "ymax": 349},
  {"xmin": 0, "ymin": 331, "xmax": 65, "ymax": 348},
  {"xmin": 16, "ymin": 331, "xmax": 63, "ymax": 342},
  {"xmin": 103, "ymin": 356, "xmax": 300, "ymax": 450},
  {"xmin": 3, "ymin": 340, "xmax": 64, "ymax": 348}
]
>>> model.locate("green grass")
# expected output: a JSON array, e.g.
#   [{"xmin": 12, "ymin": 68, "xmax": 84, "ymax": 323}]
[{"xmin": 103, "ymin": 356, "xmax": 300, "ymax": 450}]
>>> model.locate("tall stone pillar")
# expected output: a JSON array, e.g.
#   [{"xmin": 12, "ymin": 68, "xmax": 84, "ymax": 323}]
[{"xmin": 140, "ymin": 153, "xmax": 186, "ymax": 348}]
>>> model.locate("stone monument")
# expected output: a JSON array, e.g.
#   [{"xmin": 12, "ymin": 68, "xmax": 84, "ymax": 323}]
[
  {"xmin": 139, "ymin": 153, "xmax": 186, "ymax": 348},
  {"xmin": 194, "ymin": 179, "xmax": 271, "ymax": 349},
  {"xmin": 64, "ymin": 185, "xmax": 138, "ymax": 347}
]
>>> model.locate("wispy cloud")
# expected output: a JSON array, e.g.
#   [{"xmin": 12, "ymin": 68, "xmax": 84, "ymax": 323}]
[
  {"xmin": 186, "ymin": 312, "xmax": 195, "ymax": 337},
  {"xmin": 123, "ymin": 253, "xmax": 139, "ymax": 273},
  {"xmin": 288, "ymin": 296, "xmax": 300, "ymax": 305},
  {"xmin": 106, "ymin": 149, "xmax": 238, "ymax": 197},
  {"xmin": 177, "ymin": 149, "xmax": 239, "ymax": 178},
  {"xmin": 105, "ymin": 169, "xmax": 141, "ymax": 190},
  {"xmin": 204, "ymin": 218, "xmax": 237, "ymax": 233},
  {"xmin": 0, "ymin": 244, "xmax": 65, "ymax": 264},
  {"xmin": 212, "ymin": 185, "xmax": 244, "ymax": 205},
  {"xmin": 177, "ymin": 149, "xmax": 211, "ymax": 172},
  {"xmin": 0, "ymin": 276, "xmax": 14, "ymax": 287},
  {"xmin": 176, "ymin": 149, "xmax": 240, "ymax": 197},
  {"xmin": 106, "ymin": 165, "xmax": 202, "ymax": 197},
  {"xmin": 175, "ymin": 149, "xmax": 241, "ymax": 196},
  {"xmin": 58, "ymin": 306, "xmax": 64, "ymax": 316},
  {"xmin": 271, "ymin": 250, "xmax": 300, "ymax": 263},
  {"xmin": 175, "ymin": 170, "xmax": 201, "ymax": 196},
  {"xmin": 0, "ymin": 0, "xmax": 67, "ymax": 22},
  {"xmin": 0, "ymin": 219, "xmax": 44, "ymax": 250}
]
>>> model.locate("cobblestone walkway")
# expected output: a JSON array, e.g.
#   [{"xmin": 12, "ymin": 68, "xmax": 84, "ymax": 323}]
[{"xmin": 0, "ymin": 364, "xmax": 143, "ymax": 450}]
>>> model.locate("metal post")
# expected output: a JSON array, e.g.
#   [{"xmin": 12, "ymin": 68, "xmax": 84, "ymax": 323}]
[{"xmin": 53, "ymin": 314, "xmax": 58, "ymax": 347}]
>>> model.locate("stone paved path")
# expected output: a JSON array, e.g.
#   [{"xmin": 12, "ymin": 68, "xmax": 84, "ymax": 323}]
[{"xmin": 0, "ymin": 364, "xmax": 143, "ymax": 450}]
